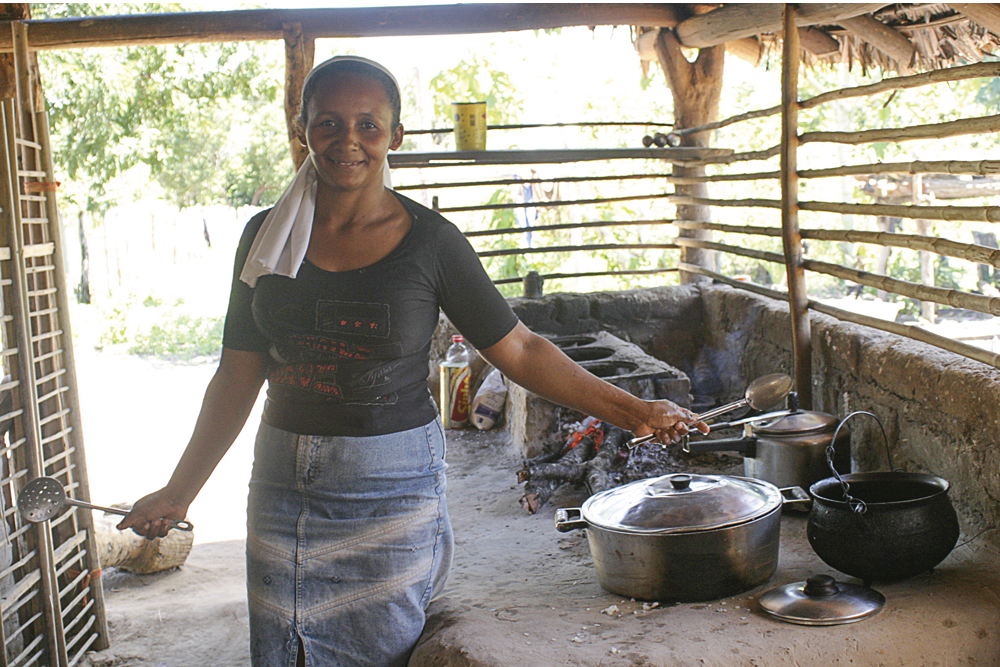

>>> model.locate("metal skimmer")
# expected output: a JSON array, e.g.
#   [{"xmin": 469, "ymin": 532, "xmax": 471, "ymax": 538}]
[{"xmin": 17, "ymin": 476, "xmax": 193, "ymax": 531}]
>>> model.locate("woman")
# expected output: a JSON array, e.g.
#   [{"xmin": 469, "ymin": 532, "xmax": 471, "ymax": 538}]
[{"xmin": 120, "ymin": 56, "xmax": 706, "ymax": 667}]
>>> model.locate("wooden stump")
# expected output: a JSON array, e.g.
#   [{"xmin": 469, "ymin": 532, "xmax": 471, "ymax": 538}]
[{"xmin": 92, "ymin": 511, "xmax": 193, "ymax": 574}]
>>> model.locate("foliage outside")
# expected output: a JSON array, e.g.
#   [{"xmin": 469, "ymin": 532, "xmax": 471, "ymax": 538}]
[{"xmin": 28, "ymin": 6, "xmax": 1000, "ymax": 356}]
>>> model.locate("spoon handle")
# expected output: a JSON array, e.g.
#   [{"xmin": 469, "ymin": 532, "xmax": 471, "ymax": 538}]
[{"xmin": 63, "ymin": 498, "xmax": 194, "ymax": 532}]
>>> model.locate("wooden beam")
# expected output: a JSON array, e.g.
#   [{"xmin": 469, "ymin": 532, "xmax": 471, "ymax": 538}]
[
  {"xmin": 653, "ymin": 25, "xmax": 725, "ymax": 284},
  {"xmin": 780, "ymin": 5, "xmax": 812, "ymax": 410},
  {"xmin": 798, "ymin": 26, "xmax": 841, "ymax": 56},
  {"xmin": 0, "ymin": 4, "xmax": 682, "ymax": 52},
  {"xmin": 282, "ymin": 22, "xmax": 311, "ymax": 171},
  {"xmin": 388, "ymin": 147, "xmax": 733, "ymax": 168},
  {"xmin": 726, "ymin": 36, "xmax": 761, "ymax": 66},
  {"xmin": 675, "ymin": 3, "xmax": 885, "ymax": 48},
  {"xmin": 948, "ymin": 3, "xmax": 1000, "ymax": 37},
  {"xmin": 839, "ymin": 14, "xmax": 917, "ymax": 73}
]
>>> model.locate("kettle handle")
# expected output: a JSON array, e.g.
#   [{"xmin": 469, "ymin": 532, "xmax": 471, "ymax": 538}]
[{"xmin": 828, "ymin": 411, "xmax": 894, "ymax": 514}]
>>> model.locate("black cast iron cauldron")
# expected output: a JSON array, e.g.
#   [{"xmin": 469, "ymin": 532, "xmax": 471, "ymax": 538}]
[{"xmin": 806, "ymin": 412, "xmax": 960, "ymax": 586}]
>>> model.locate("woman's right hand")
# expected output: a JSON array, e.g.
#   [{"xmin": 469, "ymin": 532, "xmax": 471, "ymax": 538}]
[{"xmin": 117, "ymin": 488, "xmax": 190, "ymax": 540}]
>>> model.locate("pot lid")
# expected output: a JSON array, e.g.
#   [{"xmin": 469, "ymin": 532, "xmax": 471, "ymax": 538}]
[
  {"xmin": 754, "ymin": 410, "xmax": 838, "ymax": 436},
  {"xmin": 759, "ymin": 575, "xmax": 885, "ymax": 626},
  {"xmin": 581, "ymin": 473, "xmax": 781, "ymax": 534}
]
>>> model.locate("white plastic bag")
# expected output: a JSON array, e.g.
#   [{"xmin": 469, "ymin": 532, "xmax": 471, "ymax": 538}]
[{"xmin": 470, "ymin": 368, "xmax": 507, "ymax": 430}]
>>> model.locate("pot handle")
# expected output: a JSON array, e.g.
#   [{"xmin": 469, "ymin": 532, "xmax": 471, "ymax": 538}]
[
  {"xmin": 555, "ymin": 508, "xmax": 588, "ymax": 533},
  {"xmin": 682, "ymin": 436, "xmax": 757, "ymax": 456},
  {"xmin": 828, "ymin": 410, "xmax": 894, "ymax": 514},
  {"xmin": 779, "ymin": 486, "xmax": 812, "ymax": 512}
]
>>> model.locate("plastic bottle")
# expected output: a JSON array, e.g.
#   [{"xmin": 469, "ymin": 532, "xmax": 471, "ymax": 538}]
[{"xmin": 439, "ymin": 334, "xmax": 472, "ymax": 428}]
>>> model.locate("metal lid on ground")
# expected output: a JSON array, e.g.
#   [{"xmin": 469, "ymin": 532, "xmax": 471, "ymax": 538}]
[{"xmin": 759, "ymin": 575, "xmax": 886, "ymax": 626}]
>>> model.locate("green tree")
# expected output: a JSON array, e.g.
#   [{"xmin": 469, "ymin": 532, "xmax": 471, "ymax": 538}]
[
  {"xmin": 428, "ymin": 55, "xmax": 524, "ymax": 126},
  {"xmin": 33, "ymin": 3, "xmax": 291, "ymax": 213}
]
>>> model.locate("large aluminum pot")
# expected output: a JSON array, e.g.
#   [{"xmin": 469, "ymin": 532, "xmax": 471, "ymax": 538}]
[{"xmin": 555, "ymin": 473, "xmax": 800, "ymax": 602}]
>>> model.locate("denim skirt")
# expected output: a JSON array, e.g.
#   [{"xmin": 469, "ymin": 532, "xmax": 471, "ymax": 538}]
[{"xmin": 246, "ymin": 419, "xmax": 453, "ymax": 667}]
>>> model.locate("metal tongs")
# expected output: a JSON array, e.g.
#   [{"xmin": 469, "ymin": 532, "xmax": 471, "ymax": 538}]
[{"xmin": 626, "ymin": 373, "xmax": 793, "ymax": 450}]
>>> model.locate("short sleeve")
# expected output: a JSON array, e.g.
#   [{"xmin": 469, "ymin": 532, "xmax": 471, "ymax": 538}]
[
  {"xmin": 222, "ymin": 211, "xmax": 271, "ymax": 352},
  {"xmin": 434, "ymin": 221, "xmax": 519, "ymax": 350}
]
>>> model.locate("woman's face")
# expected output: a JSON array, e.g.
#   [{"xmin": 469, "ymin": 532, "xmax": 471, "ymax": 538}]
[{"xmin": 300, "ymin": 72, "xmax": 403, "ymax": 193}]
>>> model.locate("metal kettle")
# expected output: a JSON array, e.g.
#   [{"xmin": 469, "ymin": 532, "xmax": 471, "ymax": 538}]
[{"xmin": 682, "ymin": 393, "xmax": 850, "ymax": 489}]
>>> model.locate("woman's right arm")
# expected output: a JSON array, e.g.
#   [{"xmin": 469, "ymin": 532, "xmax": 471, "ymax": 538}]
[{"xmin": 117, "ymin": 347, "xmax": 269, "ymax": 538}]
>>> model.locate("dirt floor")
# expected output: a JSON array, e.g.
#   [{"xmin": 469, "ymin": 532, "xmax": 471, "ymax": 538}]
[{"xmin": 79, "ymin": 418, "xmax": 1000, "ymax": 667}]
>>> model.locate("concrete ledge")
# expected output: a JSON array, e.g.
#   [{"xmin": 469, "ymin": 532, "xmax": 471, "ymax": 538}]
[
  {"xmin": 433, "ymin": 283, "xmax": 1000, "ymax": 549},
  {"xmin": 696, "ymin": 284, "xmax": 1000, "ymax": 547},
  {"xmin": 411, "ymin": 429, "xmax": 1000, "ymax": 667}
]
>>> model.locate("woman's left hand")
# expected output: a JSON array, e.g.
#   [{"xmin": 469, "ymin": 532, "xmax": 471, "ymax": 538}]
[{"xmin": 631, "ymin": 399, "xmax": 710, "ymax": 445}]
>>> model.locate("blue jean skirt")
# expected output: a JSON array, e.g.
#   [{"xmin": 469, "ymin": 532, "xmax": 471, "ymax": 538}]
[{"xmin": 246, "ymin": 419, "xmax": 453, "ymax": 667}]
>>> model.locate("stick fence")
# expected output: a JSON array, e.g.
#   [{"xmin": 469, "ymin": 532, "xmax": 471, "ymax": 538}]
[{"xmin": 392, "ymin": 42, "xmax": 1000, "ymax": 372}]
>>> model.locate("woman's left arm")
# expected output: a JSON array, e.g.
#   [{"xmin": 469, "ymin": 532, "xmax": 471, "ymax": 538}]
[{"xmin": 479, "ymin": 322, "xmax": 707, "ymax": 444}]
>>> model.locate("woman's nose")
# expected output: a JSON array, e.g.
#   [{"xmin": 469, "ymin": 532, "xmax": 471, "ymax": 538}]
[{"xmin": 333, "ymin": 126, "xmax": 359, "ymax": 147}]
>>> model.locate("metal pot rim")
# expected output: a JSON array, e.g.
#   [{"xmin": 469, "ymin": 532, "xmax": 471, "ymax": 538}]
[
  {"xmin": 754, "ymin": 409, "xmax": 839, "ymax": 436},
  {"xmin": 809, "ymin": 471, "xmax": 950, "ymax": 509},
  {"xmin": 581, "ymin": 503, "xmax": 782, "ymax": 535},
  {"xmin": 580, "ymin": 473, "xmax": 784, "ymax": 535}
]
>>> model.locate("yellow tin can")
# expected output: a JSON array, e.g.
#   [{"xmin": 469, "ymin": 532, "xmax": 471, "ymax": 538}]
[{"xmin": 451, "ymin": 101, "xmax": 487, "ymax": 151}]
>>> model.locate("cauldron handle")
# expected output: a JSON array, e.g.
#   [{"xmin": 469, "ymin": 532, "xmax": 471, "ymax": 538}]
[{"xmin": 827, "ymin": 410, "xmax": 894, "ymax": 514}]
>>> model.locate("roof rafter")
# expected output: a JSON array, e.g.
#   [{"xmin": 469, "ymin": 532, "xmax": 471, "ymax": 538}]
[{"xmin": 0, "ymin": 4, "xmax": 681, "ymax": 51}]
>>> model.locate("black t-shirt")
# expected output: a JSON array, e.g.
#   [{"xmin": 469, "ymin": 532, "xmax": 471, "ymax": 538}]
[{"xmin": 223, "ymin": 192, "xmax": 519, "ymax": 436}]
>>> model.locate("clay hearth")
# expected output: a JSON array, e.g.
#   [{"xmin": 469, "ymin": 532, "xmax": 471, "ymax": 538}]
[{"xmin": 505, "ymin": 331, "xmax": 690, "ymax": 458}]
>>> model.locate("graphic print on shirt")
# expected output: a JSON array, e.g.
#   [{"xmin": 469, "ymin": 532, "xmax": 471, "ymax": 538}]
[
  {"xmin": 266, "ymin": 300, "xmax": 402, "ymax": 404},
  {"xmin": 316, "ymin": 300, "xmax": 390, "ymax": 339}
]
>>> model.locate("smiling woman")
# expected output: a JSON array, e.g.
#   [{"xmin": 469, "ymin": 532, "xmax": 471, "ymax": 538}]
[{"xmin": 118, "ymin": 55, "xmax": 704, "ymax": 667}]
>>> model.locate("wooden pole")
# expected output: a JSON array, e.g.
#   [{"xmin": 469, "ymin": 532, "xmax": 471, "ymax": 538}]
[
  {"xmin": 913, "ymin": 174, "xmax": 936, "ymax": 323},
  {"xmin": 0, "ymin": 95, "xmax": 65, "ymax": 667},
  {"xmin": 465, "ymin": 218, "xmax": 675, "ymax": 238},
  {"xmin": 388, "ymin": 146, "xmax": 732, "ymax": 168},
  {"xmin": 0, "ymin": 4, "xmax": 684, "ymax": 52},
  {"xmin": 282, "ymin": 22, "xmax": 312, "ymax": 171},
  {"xmin": 477, "ymin": 242, "xmax": 678, "ymax": 258},
  {"xmin": 674, "ymin": 3, "xmax": 883, "ymax": 48},
  {"xmin": 673, "ymin": 219, "xmax": 1000, "ymax": 269},
  {"xmin": 947, "ymin": 4, "xmax": 1000, "ymax": 37},
  {"xmin": 668, "ymin": 193, "xmax": 1000, "ymax": 223},
  {"xmin": 674, "ymin": 236, "xmax": 1000, "ymax": 317},
  {"xmin": 801, "ymin": 158, "xmax": 1000, "ymax": 179},
  {"xmin": 653, "ymin": 25, "xmax": 725, "ymax": 284},
  {"xmin": 801, "ymin": 114, "xmax": 1000, "ymax": 145},
  {"xmin": 36, "ymin": 106, "xmax": 111, "ymax": 653},
  {"xmin": 781, "ymin": 5, "xmax": 811, "ymax": 409},
  {"xmin": 436, "ymin": 192, "xmax": 667, "ymax": 214},
  {"xmin": 667, "ymin": 61, "xmax": 1000, "ymax": 144},
  {"xmin": 838, "ymin": 14, "xmax": 917, "ymax": 74}
]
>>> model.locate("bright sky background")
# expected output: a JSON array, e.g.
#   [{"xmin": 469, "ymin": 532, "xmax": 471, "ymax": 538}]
[{"xmin": 172, "ymin": 2, "xmax": 681, "ymax": 133}]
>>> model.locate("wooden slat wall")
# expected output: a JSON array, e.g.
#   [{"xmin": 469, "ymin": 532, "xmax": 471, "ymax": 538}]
[
  {"xmin": 0, "ymin": 22, "xmax": 108, "ymax": 667},
  {"xmin": 656, "ymin": 22, "xmax": 1000, "ymax": 371}
]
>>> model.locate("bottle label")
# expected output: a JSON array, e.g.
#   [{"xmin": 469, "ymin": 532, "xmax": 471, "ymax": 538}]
[{"xmin": 440, "ymin": 363, "xmax": 470, "ymax": 428}]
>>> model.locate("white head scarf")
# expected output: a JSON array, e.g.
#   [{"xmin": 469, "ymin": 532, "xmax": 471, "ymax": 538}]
[{"xmin": 239, "ymin": 56, "xmax": 401, "ymax": 288}]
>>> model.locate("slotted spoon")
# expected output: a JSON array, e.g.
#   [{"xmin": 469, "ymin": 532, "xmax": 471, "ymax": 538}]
[
  {"xmin": 17, "ymin": 476, "xmax": 193, "ymax": 531},
  {"xmin": 627, "ymin": 373, "xmax": 794, "ymax": 449}
]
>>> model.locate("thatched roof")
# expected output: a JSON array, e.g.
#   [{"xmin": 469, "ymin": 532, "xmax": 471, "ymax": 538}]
[
  {"xmin": 659, "ymin": 3, "xmax": 1000, "ymax": 74},
  {"xmin": 808, "ymin": 4, "xmax": 999, "ymax": 72}
]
